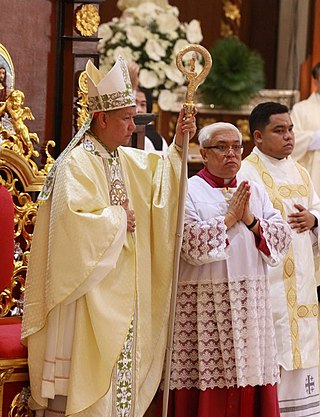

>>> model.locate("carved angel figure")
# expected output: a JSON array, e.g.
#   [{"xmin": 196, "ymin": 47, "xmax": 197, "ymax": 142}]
[{"xmin": 0, "ymin": 89, "xmax": 39, "ymax": 156}]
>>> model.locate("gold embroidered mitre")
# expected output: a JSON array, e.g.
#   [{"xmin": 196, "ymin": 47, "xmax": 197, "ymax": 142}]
[{"xmin": 86, "ymin": 56, "xmax": 135, "ymax": 113}]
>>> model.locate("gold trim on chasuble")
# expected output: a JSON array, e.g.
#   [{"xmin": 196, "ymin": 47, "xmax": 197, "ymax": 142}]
[
  {"xmin": 246, "ymin": 154, "xmax": 318, "ymax": 369},
  {"xmin": 84, "ymin": 137, "xmax": 137, "ymax": 416}
]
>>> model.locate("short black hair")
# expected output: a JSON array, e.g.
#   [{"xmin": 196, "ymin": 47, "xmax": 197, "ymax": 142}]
[
  {"xmin": 312, "ymin": 62, "xmax": 320, "ymax": 80},
  {"xmin": 249, "ymin": 101, "xmax": 289, "ymax": 138},
  {"xmin": 136, "ymin": 86, "xmax": 153, "ymax": 113}
]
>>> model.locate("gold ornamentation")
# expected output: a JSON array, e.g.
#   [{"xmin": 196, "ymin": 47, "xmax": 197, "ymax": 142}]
[
  {"xmin": 0, "ymin": 287, "xmax": 11, "ymax": 316},
  {"xmin": 278, "ymin": 184, "xmax": 308, "ymax": 198},
  {"xmin": 75, "ymin": 4, "xmax": 100, "ymax": 37},
  {"xmin": 236, "ymin": 119, "xmax": 250, "ymax": 142},
  {"xmin": 293, "ymin": 349, "xmax": 302, "ymax": 368},
  {"xmin": 78, "ymin": 69, "xmax": 88, "ymax": 93},
  {"xmin": 0, "ymin": 162, "xmax": 39, "ymax": 317},
  {"xmin": 176, "ymin": 44, "xmax": 212, "ymax": 117},
  {"xmin": 0, "ymin": 90, "xmax": 39, "ymax": 159},
  {"xmin": 220, "ymin": 21, "xmax": 234, "ymax": 38},
  {"xmin": 42, "ymin": 140, "xmax": 56, "ymax": 175},
  {"xmin": 284, "ymin": 257, "xmax": 294, "ymax": 279},
  {"xmin": 0, "ymin": 357, "xmax": 29, "ymax": 416},
  {"xmin": 221, "ymin": 0, "xmax": 242, "ymax": 37},
  {"xmin": 223, "ymin": 1, "xmax": 241, "ymax": 24},
  {"xmin": 261, "ymin": 171, "xmax": 274, "ymax": 190},
  {"xmin": 76, "ymin": 71, "xmax": 89, "ymax": 131},
  {"xmin": 9, "ymin": 387, "xmax": 34, "ymax": 417},
  {"xmin": 222, "ymin": 188, "xmax": 234, "ymax": 202},
  {"xmin": 287, "ymin": 287, "xmax": 297, "ymax": 307},
  {"xmin": 197, "ymin": 116, "xmax": 217, "ymax": 131},
  {"xmin": 297, "ymin": 304, "xmax": 318, "ymax": 318},
  {"xmin": 0, "ymin": 368, "xmax": 14, "ymax": 385}
]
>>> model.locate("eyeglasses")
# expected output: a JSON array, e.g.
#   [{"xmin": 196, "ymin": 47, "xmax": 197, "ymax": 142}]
[{"xmin": 203, "ymin": 144, "xmax": 244, "ymax": 155}]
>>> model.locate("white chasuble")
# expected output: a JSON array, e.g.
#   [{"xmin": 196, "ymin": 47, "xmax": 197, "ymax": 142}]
[
  {"xmin": 168, "ymin": 175, "xmax": 291, "ymax": 390},
  {"xmin": 240, "ymin": 147, "xmax": 320, "ymax": 372},
  {"xmin": 22, "ymin": 134, "xmax": 182, "ymax": 417}
]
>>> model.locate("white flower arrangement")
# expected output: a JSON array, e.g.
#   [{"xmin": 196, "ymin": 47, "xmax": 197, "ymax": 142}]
[{"xmin": 98, "ymin": 2, "xmax": 203, "ymax": 110}]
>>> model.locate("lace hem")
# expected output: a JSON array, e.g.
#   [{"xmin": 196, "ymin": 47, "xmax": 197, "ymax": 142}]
[{"xmin": 168, "ymin": 279, "xmax": 279, "ymax": 390}]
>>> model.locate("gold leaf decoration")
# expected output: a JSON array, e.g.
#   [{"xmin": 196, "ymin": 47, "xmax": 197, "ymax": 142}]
[{"xmin": 75, "ymin": 4, "xmax": 100, "ymax": 37}]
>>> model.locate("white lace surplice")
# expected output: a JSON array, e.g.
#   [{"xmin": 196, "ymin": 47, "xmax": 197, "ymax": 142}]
[{"xmin": 169, "ymin": 175, "xmax": 291, "ymax": 390}]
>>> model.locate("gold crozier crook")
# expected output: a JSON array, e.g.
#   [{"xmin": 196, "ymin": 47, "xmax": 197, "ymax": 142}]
[{"xmin": 176, "ymin": 43, "xmax": 212, "ymax": 117}]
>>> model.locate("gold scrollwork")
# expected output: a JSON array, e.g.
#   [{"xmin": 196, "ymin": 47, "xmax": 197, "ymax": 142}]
[
  {"xmin": 221, "ymin": 0, "xmax": 242, "ymax": 38},
  {"xmin": 76, "ymin": 71, "xmax": 89, "ymax": 131},
  {"xmin": 0, "ymin": 165, "xmax": 40, "ymax": 317},
  {"xmin": 9, "ymin": 387, "xmax": 34, "ymax": 417},
  {"xmin": 198, "ymin": 116, "xmax": 217, "ymax": 131},
  {"xmin": 236, "ymin": 118, "xmax": 250, "ymax": 142},
  {"xmin": 0, "ymin": 368, "xmax": 14, "ymax": 385},
  {"xmin": 42, "ymin": 140, "xmax": 56, "ymax": 175},
  {"xmin": 75, "ymin": 4, "xmax": 100, "ymax": 37},
  {"xmin": 0, "ymin": 287, "xmax": 12, "ymax": 317}
]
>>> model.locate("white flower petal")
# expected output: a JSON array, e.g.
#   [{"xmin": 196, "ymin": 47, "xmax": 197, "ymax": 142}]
[
  {"xmin": 126, "ymin": 25, "xmax": 146, "ymax": 47},
  {"xmin": 173, "ymin": 39, "xmax": 189, "ymax": 56},
  {"xmin": 186, "ymin": 20, "xmax": 203, "ymax": 44},
  {"xmin": 139, "ymin": 68, "xmax": 159, "ymax": 89},
  {"xmin": 158, "ymin": 90, "xmax": 179, "ymax": 111},
  {"xmin": 162, "ymin": 64, "xmax": 185, "ymax": 85},
  {"xmin": 98, "ymin": 24, "xmax": 113, "ymax": 42},
  {"xmin": 157, "ymin": 13, "xmax": 180, "ymax": 33},
  {"xmin": 135, "ymin": 2, "xmax": 161, "ymax": 16},
  {"xmin": 113, "ymin": 47, "xmax": 134, "ymax": 63},
  {"xmin": 145, "ymin": 39, "xmax": 166, "ymax": 61}
]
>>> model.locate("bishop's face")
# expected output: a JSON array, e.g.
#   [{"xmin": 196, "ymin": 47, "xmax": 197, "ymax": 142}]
[
  {"xmin": 101, "ymin": 106, "xmax": 136, "ymax": 151},
  {"xmin": 200, "ymin": 129, "xmax": 242, "ymax": 179}
]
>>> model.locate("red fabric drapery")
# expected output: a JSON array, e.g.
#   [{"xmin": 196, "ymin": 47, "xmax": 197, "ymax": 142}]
[{"xmin": 0, "ymin": 186, "xmax": 14, "ymax": 292}]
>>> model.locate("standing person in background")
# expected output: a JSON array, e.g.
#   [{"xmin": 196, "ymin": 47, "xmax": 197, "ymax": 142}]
[
  {"xmin": 157, "ymin": 122, "xmax": 291, "ymax": 417},
  {"xmin": 128, "ymin": 61, "xmax": 168, "ymax": 154},
  {"xmin": 290, "ymin": 62, "xmax": 320, "ymax": 197},
  {"xmin": 240, "ymin": 101, "xmax": 320, "ymax": 417},
  {"xmin": 21, "ymin": 56, "xmax": 197, "ymax": 417}
]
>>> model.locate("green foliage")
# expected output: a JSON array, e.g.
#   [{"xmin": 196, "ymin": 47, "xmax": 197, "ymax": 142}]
[{"xmin": 199, "ymin": 37, "xmax": 265, "ymax": 110}]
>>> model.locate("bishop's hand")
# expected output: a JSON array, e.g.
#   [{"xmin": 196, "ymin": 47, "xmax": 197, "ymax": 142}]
[
  {"xmin": 122, "ymin": 198, "xmax": 136, "ymax": 233},
  {"xmin": 174, "ymin": 107, "xmax": 197, "ymax": 148}
]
